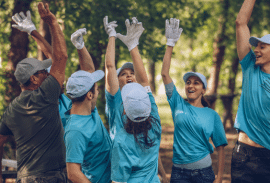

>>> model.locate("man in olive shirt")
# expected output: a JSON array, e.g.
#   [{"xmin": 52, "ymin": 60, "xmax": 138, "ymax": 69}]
[{"xmin": 0, "ymin": 3, "xmax": 69, "ymax": 182}]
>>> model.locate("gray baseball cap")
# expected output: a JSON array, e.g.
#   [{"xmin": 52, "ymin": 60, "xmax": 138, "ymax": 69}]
[
  {"xmin": 14, "ymin": 58, "xmax": 52, "ymax": 84},
  {"xmin": 116, "ymin": 62, "xmax": 134, "ymax": 76}
]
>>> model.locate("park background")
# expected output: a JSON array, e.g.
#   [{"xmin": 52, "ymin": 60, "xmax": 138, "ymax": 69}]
[{"xmin": 0, "ymin": 0, "xmax": 270, "ymax": 182}]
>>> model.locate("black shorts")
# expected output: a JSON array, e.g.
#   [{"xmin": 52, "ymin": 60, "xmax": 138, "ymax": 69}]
[{"xmin": 231, "ymin": 141, "xmax": 270, "ymax": 183}]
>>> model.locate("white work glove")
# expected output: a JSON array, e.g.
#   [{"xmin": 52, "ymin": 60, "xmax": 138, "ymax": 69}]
[
  {"xmin": 165, "ymin": 18, "xmax": 183, "ymax": 47},
  {"xmin": 116, "ymin": 17, "xmax": 144, "ymax": 51},
  {"xmin": 103, "ymin": 16, "xmax": 118, "ymax": 38},
  {"xmin": 71, "ymin": 28, "xmax": 87, "ymax": 50},
  {"xmin": 12, "ymin": 10, "xmax": 36, "ymax": 34}
]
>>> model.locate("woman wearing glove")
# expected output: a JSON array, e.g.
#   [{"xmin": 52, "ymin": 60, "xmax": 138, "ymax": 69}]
[
  {"xmin": 104, "ymin": 16, "xmax": 165, "ymax": 183},
  {"xmin": 161, "ymin": 18, "xmax": 228, "ymax": 183}
]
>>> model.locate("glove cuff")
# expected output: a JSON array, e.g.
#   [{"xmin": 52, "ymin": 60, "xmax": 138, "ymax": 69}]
[
  {"xmin": 128, "ymin": 42, "xmax": 139, "ymax": 51},
  {"xmin": 27, "ymin": 27, "xmax": 37, "ymax": 35},
  {"xmin": 166, "ymin": 39, "xmax": 175, "ymax": 47},
  {"xmin": 76, "ymin": 42, "xmax": 84, "ymax": 50}
]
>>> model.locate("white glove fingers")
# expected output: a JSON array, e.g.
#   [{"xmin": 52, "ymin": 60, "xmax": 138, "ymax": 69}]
[
  {"xmin": 132, "ymin": 17, "xmax": 138, "ymax": 24},
  {"xmin": 81, "ymin": 28, "xmax": 87, "ymax": 35},
  {"xmin": 11, "ymin": 24, "xmax": 19, "ymax": 29},
  {"xmin": 110, "ymin": 24, "xmax": 118, "ymax": 28},
  {"xmin": 170, "ymin": 18, "xmax": 174, "ymax": 27},
  {"xmin": 108, "ymin": 21, "xmax": 117, "ymax": 25},
  {"xmin": 125, "ymin": 19, "xmax": 131, "ymax": 28},
  {"xmin": 165, "ymin": 19, "xmax": 169, "ymax": 29},
  {"xmin": 12, "ymin": 15, "xmax": 19, "ymax": 24},
  {"xmin": 179, "ymin": 28, "xmax": 183, "ymax": 34},
  {"xmin": 116, "ymin": 33, "xmax": 125, "ymax": 40},
  {"xmin": 13, "ymin": 14, "xmax": 22, "ymax": 23},
  {"xmin": 103, "ymin": 16, "xmax": 108, "ymax": 27},
  {"xmin": 175, "ymin": 19, "xmax": 179, "ymax": 29},
  {"xmin": 19, "ymin": 12, "xmax": 26, "ymax": 20},
  {"xmin": 26, "ymin": 10, "xmax": 31, "ymax": 20}
]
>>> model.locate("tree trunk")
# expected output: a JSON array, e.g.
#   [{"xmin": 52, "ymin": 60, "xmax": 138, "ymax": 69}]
[
  {"xmin": 4, "ymin": 0, "xmax": 33, "ymax": 106},
  {"xmin": 206, "ymin": 0, "xmax": 229, "ymax": 109},
  {"xmin": 148, "ymin": 59, "xmax": 156, "ymax": 94}
]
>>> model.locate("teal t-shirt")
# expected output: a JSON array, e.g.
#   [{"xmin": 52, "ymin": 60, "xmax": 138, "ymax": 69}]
[
  {"xmin": 105, "ymin": 88, "xmax": 126, "ymax": 140},
  {"xmin": 64, "ymin": 107, "xmax": 112, "ymax": 183},
  {"xmin": 168, "ymin": 86, "xmax": 227, "ymax": 164},
  {"xmin": 111, "ymin": 92, "xmax": 161, "ymax": 183},
  {"xmin": 58, "ymin": 94, "xmax": 71, "ymax": 128},
  {"xmin": 234, "ymin": 50, "xmax": 270, "ymax": 150}
]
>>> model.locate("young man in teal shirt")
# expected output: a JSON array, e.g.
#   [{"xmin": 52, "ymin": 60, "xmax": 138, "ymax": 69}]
[{"xmin": 233, "ymin": 0, "xmax": 270, "ymax": 182}]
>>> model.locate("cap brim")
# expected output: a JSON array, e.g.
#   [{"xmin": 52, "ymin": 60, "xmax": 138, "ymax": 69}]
[
  {"xmin": 183, "ymin": 72, "xmax": 199, "ymax": 83},
  {"xmin": 41, "ymin": 59, "xmax": 52, "ymax": 70},
  {"xmin": 249, "ymin": 37, "xmax": 260, "ymax": 47},
  {"xmin": 91, "ymin": 70, "xmax": 105, "ymax": 83},
  {"xmin": 117, "ymin": 62, "xmax": 134, "ymax": 76}
]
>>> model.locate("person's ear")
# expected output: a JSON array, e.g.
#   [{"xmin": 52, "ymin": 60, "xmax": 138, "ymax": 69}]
[
  {"xmin": 202, "ymin": 88, "xmax": 206, "ymax": 95},
  {"xmin": 29, "ymin": 75, "xmax": 38, "ymax": 85},
  {"xmin": 87, "ymin": 91, "xmax": 93, "ymax": 100}
]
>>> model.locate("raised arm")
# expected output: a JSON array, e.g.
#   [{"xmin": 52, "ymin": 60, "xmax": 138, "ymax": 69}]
[
  {"xmin": 235, "ymin": 0, "xmax": 256, "ymax": 60},
  {"xmin": 104, "ymin": 16, "xmax": 119, "ymax": 95},
  {"xmin": 11, "ymin": 10, "xmax": 52, "ymax": 59},
  {"xmin": 161, "ymin": 18, "xmax": 183, "ymax": 85},
  {"xmin": 71, "ymin": 28, "xmax": 95, "ymax": 72},
  {"xmin": 117, "ymin": 17, "xmax": 149, "ymax": 87},
  {"xmin": 38, "ymin": 2, "xmax": 68, "ymax": 86}
]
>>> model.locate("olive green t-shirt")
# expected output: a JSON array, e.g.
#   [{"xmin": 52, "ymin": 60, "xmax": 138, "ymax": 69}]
[{"xmin": 0, "ymin": 75, "xmax": 66, "ymax": 178}]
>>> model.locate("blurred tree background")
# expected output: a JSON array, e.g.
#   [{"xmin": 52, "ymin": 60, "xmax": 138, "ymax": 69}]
[{"xmin": 0, "ymin": 0, "xmax": 270, "ymax": 159}]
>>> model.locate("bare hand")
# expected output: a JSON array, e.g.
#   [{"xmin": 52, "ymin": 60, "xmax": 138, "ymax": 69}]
[{"xmin": 38, "ymin": 2, "xmax": 57, "ymax": 25}]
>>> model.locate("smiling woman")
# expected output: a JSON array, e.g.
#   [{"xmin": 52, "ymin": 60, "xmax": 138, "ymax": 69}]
[{"xmin": 161, "ymin": 18, "xmax": 227, "ymax": 183}]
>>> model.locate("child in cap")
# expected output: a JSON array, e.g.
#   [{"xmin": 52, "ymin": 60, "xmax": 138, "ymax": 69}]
[
  {"xmin": 161, "ymin": 18, "xmax": 227, "ymax": 183},
  {"xmin": 64, "ymin": 70, "xmax": 112, "ymax": 183},
  {"xmin": 231, "ymin": 0, "xmax": 270, "ymax": 182}
]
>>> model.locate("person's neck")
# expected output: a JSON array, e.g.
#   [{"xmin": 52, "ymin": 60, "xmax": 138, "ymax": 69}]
[
  {"xmin": 188, "ymin": 98, "xmax": 204, "ymax": 108},
  {"xmin": 261, "ymin": 63, "xmax": 270, "ymax": 74},
  {"xmin": 70, "ymin": 101, "xmax": 92, "ymax": 116}
]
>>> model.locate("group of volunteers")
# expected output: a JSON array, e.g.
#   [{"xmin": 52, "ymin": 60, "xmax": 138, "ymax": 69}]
[{"xmin": 0, "ymin": 0, "xmax": 269, "ymax": 182}]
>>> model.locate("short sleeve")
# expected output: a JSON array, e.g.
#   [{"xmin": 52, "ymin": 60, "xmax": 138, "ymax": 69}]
[
  {"xmin": 39, "ymin": 75, "xmax": 61, "ymax": 103},
  {"xmin": 111, "ymin": 144, "xmax": 135, "ymax": 182},
  {"xmin": 211, "ymin": 113, "xmax": 228, "ymax": 148},
  {"xmin": 0, "ymin": 119, "xmax": 12, "ymax": 136},
  {"xmin": 65, "ymin": 130, "xmax": 88, "ymax": 164},
  {"xmin": 240, "ymin": 50, "xmax": 256, "ymax": 72},
  {"xmin": 165, "ymin": 82, "xmax": 175, "ymax": 99}
]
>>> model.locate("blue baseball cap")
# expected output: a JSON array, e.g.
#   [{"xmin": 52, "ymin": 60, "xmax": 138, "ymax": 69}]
[
  {"xmin": 249, "ymin": 34, "xmax": 270, "ymax": 47},
  {"xmin": 183, "ymin": 72, "xmax": 207, "ymax": 89},
  {"xmin": 66, "ymin": 70, "xmax": 104, "ymax": 98},
  {"xmin": 121, "ymin": 83, "xmax": 151, "ymax": 122}
]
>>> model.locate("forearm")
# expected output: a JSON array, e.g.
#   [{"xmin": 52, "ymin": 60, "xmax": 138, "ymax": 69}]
[
  {"xmin": 236, "ymin": 0, "xmax": 256, "ymax": 25},
  {"xmin": 216, "ymin": 146, "xmax": 225, "ymax": 181},
  {"xmin": 161, "ymin": 46, "xmax": 173, "ymax": 85},
  {"xmin": 130, "ymin": 47, "xmax": 149, "ymax": 86},
  {"xmin": 158, "ymin": 154, "xmax": 168, "ymax": 182},
  {"xmin": 105, "ymin": 37, "xmax": 119, "ymax": 94},
  {"xmin": 77, "ymin": 47, "xmax": 95, "ymax": 72},
  {"xmin": 31, "ymin": 30, "xmax": 52, "ymax": 59},
  {"xmin": 49, "ymin": 21, "xmax": 68, "ymax": 63},
  {"xmin": 67, "ymin": 163, "xmax": 91, "ymax": 183}
]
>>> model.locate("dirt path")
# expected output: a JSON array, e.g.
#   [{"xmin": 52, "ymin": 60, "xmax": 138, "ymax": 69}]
[{"xmin": 159, "ymin": 126, "xmax": 238, "ymax": 182}]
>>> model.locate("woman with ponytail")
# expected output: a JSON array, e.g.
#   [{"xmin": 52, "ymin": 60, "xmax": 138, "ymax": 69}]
[{"xmin": 161, "ymin": 18, "xmax": 228, "ymax": 183}]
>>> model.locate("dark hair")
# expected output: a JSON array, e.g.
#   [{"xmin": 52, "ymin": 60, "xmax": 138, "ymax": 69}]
[
  {"xmin": 71, "ymin": 83, "xmax": 96, "ymax": 103},
  {"xmin": 124, "ymin": 116, "xmax": 157, "ymax": 149},
  {"xmin": 201, "ymin": 96, "xmax": 210, "ymax": 107}
]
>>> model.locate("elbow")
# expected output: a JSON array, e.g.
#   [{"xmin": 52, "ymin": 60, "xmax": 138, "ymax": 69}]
[
  {"xmin": 67, "ymin": 173, "xmax": 77, "ymax": 182},
  {"xmin": 161, "ymin": 72, "xmax": 169, "ymax": 79},
  {"xmin": 235, "ymin": 17, "xmax": 246, "ymax": 27}
]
